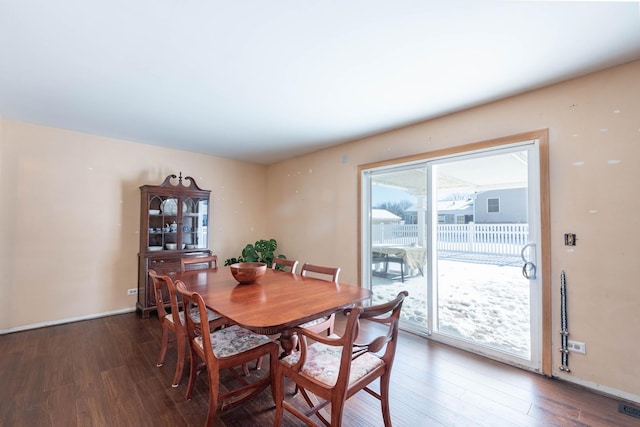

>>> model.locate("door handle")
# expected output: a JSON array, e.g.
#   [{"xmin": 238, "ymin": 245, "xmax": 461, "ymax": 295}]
[{"xmin": 521, "ymin": 243, "xmax": 536, "ymax": 280}]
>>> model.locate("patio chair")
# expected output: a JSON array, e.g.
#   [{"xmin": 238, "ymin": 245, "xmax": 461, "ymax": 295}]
[
  {"xmin": 385, "ymin": 255, "xmax": 405, "ymax": 283},
  {"xmin": 371, "ymin": 252, "xmax": 404, "ymax": 283}
]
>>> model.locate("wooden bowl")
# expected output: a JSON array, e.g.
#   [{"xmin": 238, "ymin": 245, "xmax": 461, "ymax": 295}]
[{"xmin": 230, "ymin": 262, "xmax": 267, "ymax": 284}]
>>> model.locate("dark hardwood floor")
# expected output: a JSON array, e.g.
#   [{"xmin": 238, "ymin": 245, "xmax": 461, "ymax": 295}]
[{"xmin": 1, "ymin": 312, "xmax": 637, "ymax": 427}]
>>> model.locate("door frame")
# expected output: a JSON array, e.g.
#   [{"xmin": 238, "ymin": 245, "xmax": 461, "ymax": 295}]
[{"xmin": 358, "ymin": 129, "xmax": 551, "ymax": 376}]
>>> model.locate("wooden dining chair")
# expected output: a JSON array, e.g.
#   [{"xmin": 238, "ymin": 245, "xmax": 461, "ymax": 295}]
[
  {"xmin": 148, "ymin": 269, "xmax": 227, "ymax": 388},
  {"xmin": 181, "ymin": 255, "xmax": 218, "ymax": 272},
  {"xmin": 271, "ymin": 257, "xmax": 299, "ymax": 273},
  {"xmin": 274, "ymin": 291, "xmax": 408, "ymax": 427},
  {"xmin": 298, "ymin": 263, "xmax": 341, "ymax": 336},
  {"xmin": 180, "ymin": 256, "xmax": 227, "ymax": 325},
  {"xmin": 175, "ymin": 280, "xmax": 279, "ymax": 427}
]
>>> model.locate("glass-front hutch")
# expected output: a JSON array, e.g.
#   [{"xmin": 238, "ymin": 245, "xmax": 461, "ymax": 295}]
[{"xmin": 137, "ymin": 173, "xmax": 211, "ymax": 317}]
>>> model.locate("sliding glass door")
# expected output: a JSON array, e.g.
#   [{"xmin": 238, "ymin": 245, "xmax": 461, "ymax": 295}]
[
  {"xmin": 366, "ymin": 165, "xmax": 429, "ymax": 328},
  {"xmin": 361, "ymin": 137, "xmax": 545, "ymax": 371}
]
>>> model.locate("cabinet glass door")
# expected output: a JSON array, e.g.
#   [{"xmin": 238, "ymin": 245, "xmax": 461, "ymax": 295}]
[
  {"xmin": 147, "ymin": 195, "xmax": 168, "ymax": 251},
  {"xmin": 182, "ymin": 197, "xmax": 208, "ymax": 250}
]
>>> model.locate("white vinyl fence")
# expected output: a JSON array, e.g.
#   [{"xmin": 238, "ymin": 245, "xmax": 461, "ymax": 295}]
[{"xmin": 372, "ymin": 223, "xmax": 529, "ymax": 256}]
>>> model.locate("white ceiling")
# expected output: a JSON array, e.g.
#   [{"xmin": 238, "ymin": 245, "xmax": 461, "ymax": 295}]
[{"xmin": 1, "ymin": 1, "xmax": 639, "ymax": 165}]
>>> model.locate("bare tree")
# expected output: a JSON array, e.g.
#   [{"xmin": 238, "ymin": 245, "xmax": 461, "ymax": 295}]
[{"xmin": 443, "ymin": 192, "xmax": 470, "ymax": 201}]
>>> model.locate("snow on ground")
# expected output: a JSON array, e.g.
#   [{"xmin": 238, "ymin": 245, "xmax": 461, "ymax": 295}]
[{"xmin": 371, "ymin": 256, "xmax": 530, "ymax": 357}]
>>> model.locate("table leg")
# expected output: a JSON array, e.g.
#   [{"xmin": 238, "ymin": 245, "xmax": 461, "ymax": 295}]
[{"xmin": 278, "ymin": 329, "xmax": 298, "ymax": 358}]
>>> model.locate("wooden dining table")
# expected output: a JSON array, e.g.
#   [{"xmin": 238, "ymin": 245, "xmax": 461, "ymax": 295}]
[{"xmin": 169, "ymin": 267, "xmax": 372, "ymax": 356}]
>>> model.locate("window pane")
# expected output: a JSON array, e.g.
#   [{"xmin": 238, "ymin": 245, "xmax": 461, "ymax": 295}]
[{"xmin": 487, "ymin": 197, "xmax": 500, "ymax": 213}]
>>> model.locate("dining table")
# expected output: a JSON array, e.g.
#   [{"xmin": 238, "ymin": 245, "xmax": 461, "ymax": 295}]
[{"xmin": 169, "ymin": 267, "xmax": 372, "ymax": 356}]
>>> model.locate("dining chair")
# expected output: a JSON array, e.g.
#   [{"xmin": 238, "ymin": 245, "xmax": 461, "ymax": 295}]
[
  {"xmin": 273, "ymin": 291, "xmax": 408, "ymax": 427},
  {"xmin": 148, "ymin": 269, "xmax": 227, "ymax": 388},
  {"xmin": 175, "ymin": 280, "xmax": 279, "ymax": 427},
  {"xmin": 181, "ymin": 255, "xmax": 218, "ymax": 272},
  {"xmin": 298, "ymin": 263, "xmax": 341, "ymax": 336},
  {"xmin": 180, "ymin": 254, "xmax": 231, "ymax": 341},
  {"xmin": 271, "ymin": 257, "xmax": 299, "ymax": 273}
]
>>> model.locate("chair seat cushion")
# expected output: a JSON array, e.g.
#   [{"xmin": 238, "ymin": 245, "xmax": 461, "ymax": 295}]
[
  {"xmin": 299, "ymin": 316, "xmax": 330, "ymax": 329},
  {"xmin": 165, "ymin": 307, "xmax": 222, "ymax": 325},
  {"xmin": 194, "ymin": 325, "xmax": 273, "ymax": 358},
  {"xmin": 281, "ymin": 341, "xmax": 384, "ymax": 387}
]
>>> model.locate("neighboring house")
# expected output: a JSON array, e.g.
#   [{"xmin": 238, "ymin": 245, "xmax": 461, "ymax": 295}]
[
  {"xmin": 371, "ymin": 208, "xmax": 403, "ymax": 224},
  {"xmin": 474, "ymin": 188, "xmax": 527, "ymax": 224},
  {"xmin": 371, "ymin": 209, "xmax": 403, "ymax": 243},
  {"xmin": 436, "ymin": 199, "xmax": 474, "ymax": 224},
  {"xmin": 404, "ymin": 188, "xmax": 527, "ymax": 224}
]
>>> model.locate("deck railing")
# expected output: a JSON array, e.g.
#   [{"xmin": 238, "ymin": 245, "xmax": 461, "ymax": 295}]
[{"xmin": 372, "ymin": 223, "xmax": 529, "ymax": 256}]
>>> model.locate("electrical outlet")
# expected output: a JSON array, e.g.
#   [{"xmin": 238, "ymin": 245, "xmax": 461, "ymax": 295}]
[
  {"xmin": 564, "ymin": 233, "xmax": 577, "ymax": 246},
  {"xmin": 127, "ymin": 288, "xmax": 138, "ymax": 295},
  {"xmin": 568, "ymin": 340, "xmax": 586, "ymax": 354}
]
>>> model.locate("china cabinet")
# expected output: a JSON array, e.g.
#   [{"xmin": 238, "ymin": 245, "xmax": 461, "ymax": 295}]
[{"xmin": 137, "ymin": 173, "xmax": 212, "ymax": 317}]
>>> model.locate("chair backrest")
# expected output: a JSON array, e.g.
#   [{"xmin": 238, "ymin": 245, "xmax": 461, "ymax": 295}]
[
  {"xmin": 295, "ymin": 291, "xmax": 407, "ymax": 401},
  {"xmin": 352, "ymin": 291, "xmax": 408, "ymax": 367},
  {"xmin": 175, "ymin": 280, "xmax": 217, "ymax": 364},
  {"xmin": 181, "ymin": 255, "xmax": 218, "ymax": 272},
  {"xmin": 300, "ymin": 263, "xmax": 340, "ymax": 282},
  {"xmin": 271, "ymin": 257, "xmax": 299, "ymax": 273},
  {"xmin": 148, "ymin": 269, "xmax": 182, "ymax": 325},
  {"xmin": 337, "ymin": 291, "xmax": 408, "ymax": 395}
]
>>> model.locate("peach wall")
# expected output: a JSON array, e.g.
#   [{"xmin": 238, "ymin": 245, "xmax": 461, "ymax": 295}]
[
  {"xmin": 0, "ymin": 120, "xmax": 267, "ymax": 330},
  {"xmin": 267, "ymin": 60, "xmax": 640, "ymax": 401}
]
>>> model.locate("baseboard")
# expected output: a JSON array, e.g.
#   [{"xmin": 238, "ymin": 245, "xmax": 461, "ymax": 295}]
[
  {"xmin": 0, "ymin": 307, "xmax": 137, "ymax": 335},
  {"xmin": 402, "ymin": 326, "xmax": 640, "ymax": 407},
  {"xmin": 554, "ymin": 372, "xmax": 640, "ymax": 405}
]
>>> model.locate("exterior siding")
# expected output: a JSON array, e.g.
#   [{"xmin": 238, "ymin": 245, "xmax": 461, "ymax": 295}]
[{"xmin": 474, "ymin": 188, "xmax": 527, "ymax": 224}]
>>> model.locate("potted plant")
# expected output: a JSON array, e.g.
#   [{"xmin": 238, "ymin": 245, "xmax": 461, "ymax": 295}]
[{"xmin": 224, "ymin": 238, "xmax": 288, "ymax": 269}]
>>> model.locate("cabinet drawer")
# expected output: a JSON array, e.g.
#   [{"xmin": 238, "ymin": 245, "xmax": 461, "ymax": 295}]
[{"xmin": 148, "ymin": 258, "xmax": 180, "ymax": 274}]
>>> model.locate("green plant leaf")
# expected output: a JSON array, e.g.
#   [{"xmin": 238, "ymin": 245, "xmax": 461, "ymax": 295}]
[
  {"xmin": 224, "ymin": 238, "xmax": 285, "ymax": 267},
  {"xmin": 241, "ymin": 244, "xmax": 259, "ymax": 262}
]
